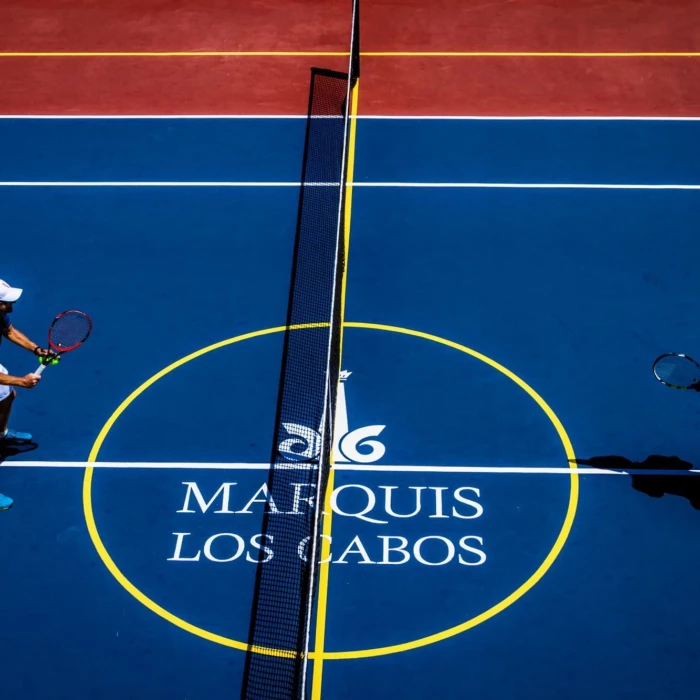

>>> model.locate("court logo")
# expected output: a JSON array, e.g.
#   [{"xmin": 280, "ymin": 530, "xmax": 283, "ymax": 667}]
[
  {"xmin": 278, "ymin": 370, "xmax": 387, "ymax": 464},
  {"xmin": 169, "ymin": 366, "xmax": 487, "ymax": 568}
]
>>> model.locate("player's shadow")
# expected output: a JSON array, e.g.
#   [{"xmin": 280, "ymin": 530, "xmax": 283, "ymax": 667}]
[
  {"xmin": 0, "ymin": 440, "xmax": 39, "ymax": 463},
  {"xmin": 572, "ymin": 455, "xmax": 700, "ymax": 509}
]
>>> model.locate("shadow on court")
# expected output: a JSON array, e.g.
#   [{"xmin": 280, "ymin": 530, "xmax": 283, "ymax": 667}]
[
  {"xmin": 0, "ymin": 442, "xmax": 38, "ymax": 508},
  {"xmin": 573, "ymin": 455, "xmax": 700, "ymax": 510},
  {"xmin": 0, "ymin": 441, "xmax": 39, "ymax": 461}
]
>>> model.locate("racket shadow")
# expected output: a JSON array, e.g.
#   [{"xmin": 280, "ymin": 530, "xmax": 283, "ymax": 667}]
[{"xmin": 571, "ymin": 455, "xmax": 700, "ymax": 510}]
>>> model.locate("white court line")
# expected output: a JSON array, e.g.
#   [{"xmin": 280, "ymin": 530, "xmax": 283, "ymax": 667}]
[
  {"xmin": 1, "ymin": 461, "xmax": 699, "ymax": 475},
  {"xmin": 0, "ymin": 181, "xmax": 324, "ymax": 187},
  {"xmin": 1, "ymin": 461, "xmax": 297, "ymax": 470},
  {"xmin": 0, "ymin": 115, "xmax": 700, "ymax": 121},
  {"xmin": 353, "ymin": 182, "xmax": 700, "ymax": 190},
  {"xmin": 0, "ymin": 181, "xmax": 699, "ymax": 189}
]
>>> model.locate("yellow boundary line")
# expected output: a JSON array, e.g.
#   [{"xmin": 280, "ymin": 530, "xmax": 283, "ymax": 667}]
[
  {"xmin": 1, "ymin": 51, "xmax": 699, "ymax": 57},
  {"xmin": 310, "ymin": 80, "xmax": 360, "ymax": 700},
  {"xmin": 338, "ymin": 82, "xmax": 360, "ymax": 380},
  {"xmin": 310, "ymin": 467, "xmax": 336, "ymax": 699},
  {"xmin": 83, "ymin": 322, "xmax": 578, "ymax": 661},
  {"xmin": 370, "ymin": 51, "xmax": 700, "ymax": 57},
  {"xmin": 0, "ymin": 52, "xmax": 347, "ymax": 57}
]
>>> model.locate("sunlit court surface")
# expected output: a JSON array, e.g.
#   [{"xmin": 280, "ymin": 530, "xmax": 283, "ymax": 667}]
[{"xmin": 1, "ymin": 1, "xmax": 700, "ymax": 698}]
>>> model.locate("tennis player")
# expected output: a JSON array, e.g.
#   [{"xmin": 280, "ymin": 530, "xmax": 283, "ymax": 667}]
[{"xmin": 0, "ymin": 279, "xmax": 54, "ymax": 510}]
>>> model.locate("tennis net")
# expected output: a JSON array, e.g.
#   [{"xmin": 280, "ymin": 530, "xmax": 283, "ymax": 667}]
[{"xmin": 239, "ymin": 2, "xmax": 360, "ymax": 698}]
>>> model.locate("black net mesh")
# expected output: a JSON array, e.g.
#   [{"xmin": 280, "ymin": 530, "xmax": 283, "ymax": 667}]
[
  {"xmin": 351, "ymin": 0, "xmax": 361, "ymax": 81},
  {"xmin": 239, "ymin": 63, "xmax": 355, "ymax": 700}
]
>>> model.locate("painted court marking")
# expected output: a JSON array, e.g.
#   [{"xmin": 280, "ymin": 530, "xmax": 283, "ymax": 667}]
[
  {"xmin": 3, "ymin": 462, "xmax": 699, "ymax": 476},
  {"xmin": 0, "ymin": 182, "xmax": 698, "ymax": 189},
  {"xmin": 71, "ymin": 321, "xmax": 578, "ymax": 660}
]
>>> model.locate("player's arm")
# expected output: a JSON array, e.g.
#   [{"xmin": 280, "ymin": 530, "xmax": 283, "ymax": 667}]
[
  {"xmin": 0, "ymin": 372, "xmax": 40, "ymax": 388},
  {"xmin": 3, "ymin": 324, "xmax": 50, "ymax": 356}
]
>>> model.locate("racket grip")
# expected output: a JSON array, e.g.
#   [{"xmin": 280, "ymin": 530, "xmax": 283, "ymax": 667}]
[{"xmin": 33, "ymin": 364, "xmax": 46, "ymax": 377}]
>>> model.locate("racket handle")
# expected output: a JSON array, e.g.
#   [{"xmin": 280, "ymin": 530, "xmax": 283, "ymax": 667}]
[{"xmin": 33, "ymin": 364, "xmax": 46, "ymax": 377}]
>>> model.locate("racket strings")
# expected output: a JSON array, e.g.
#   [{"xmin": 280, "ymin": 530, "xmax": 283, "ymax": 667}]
[
  {"xmin": 49, "ymin": 311, "xmax": 91, "ymax": 351},
  {"xmin": 654, "ymin": 354, "xmax": 700, "ymax": 387}
]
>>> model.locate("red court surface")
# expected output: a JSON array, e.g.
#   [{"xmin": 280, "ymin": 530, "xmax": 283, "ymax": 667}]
[{"xmin": 1, "ymin": 0, "xmax": 699, "ymax": 116}]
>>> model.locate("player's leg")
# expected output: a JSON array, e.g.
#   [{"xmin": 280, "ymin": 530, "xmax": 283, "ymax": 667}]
[
  {"xmin": 0, "ymin": 364, "xmax": 31, "ymax": 442},
  {"xmin": 0, "ymin": 384, "xmax": 15, "ymax": 436},
  {"xmin": 0, "ymin": 384, "xmax": 14, "ymax": 510}
]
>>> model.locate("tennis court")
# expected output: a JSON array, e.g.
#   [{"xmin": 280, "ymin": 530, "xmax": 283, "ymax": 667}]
[{"xmin": 1, "ymin": 2, "xmax": 700, "ymax": 699}]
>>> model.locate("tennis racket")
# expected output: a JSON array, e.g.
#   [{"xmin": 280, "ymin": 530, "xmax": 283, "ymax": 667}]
[
  {"xmin": 33, "ymin": 310, "xmax": 92, "ymax": 377},
  {"xmin": 652, "ymin": 352, "xmax": 700, "ymax": 390}
]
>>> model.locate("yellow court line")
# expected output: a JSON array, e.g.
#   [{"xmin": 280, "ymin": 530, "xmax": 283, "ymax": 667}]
[
  {"xmin": 310, "ymin": 469, "xmax": 336, "ymax": 700},
  {"xmin": 0, "ymin": 51, "xmax": 348, "ymax": 57},
  {"xmin": 366, "ymin": 51, "xmax": 700, "ymax": 57},
  {"xmin": 311, "ymin": 80, "xmax": 360, "ymax": 700},
  {"xmin": 338, "ymin": 82, "xmax": 360, "ymax": 362},
  {"xmin": 83, "ymin": 320, "xmax": 579, "ymax": 662},
  {"xmin": 1, "ymin": 51, "xmax": 699, "ymax": 57}
]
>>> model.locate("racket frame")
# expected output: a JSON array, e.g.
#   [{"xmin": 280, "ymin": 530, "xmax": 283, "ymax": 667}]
[
  {"xmin": 33, "ymin": 310, "xmax": 92, "ymax": 377},
  {"xmin": 652, "ymin": 352, "xmax": 700, "ymax": 390}
]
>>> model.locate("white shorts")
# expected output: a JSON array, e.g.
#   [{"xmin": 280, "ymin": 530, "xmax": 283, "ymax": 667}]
[{"xmin": 0, "ymin": 364, "xmax": 10, "ymax": 401}]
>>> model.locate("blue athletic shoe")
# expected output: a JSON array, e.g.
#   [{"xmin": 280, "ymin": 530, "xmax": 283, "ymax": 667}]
[
  {"xmin": 1, "ymin": 429, "xmax": 32, "ymax": 442},
  {"xmin": 0, "ymin": 493, "xmax": 13, "ymax": 510}
]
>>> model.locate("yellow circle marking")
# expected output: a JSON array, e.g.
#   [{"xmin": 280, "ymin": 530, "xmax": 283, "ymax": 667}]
[{"xmin": 84, "ymin": 322, "xmax": 578, "ymax": 660}]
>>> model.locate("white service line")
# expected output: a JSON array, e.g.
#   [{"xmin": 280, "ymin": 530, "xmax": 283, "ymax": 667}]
[
  {"xmin": 1, "ymin": 461, "xmax": 699, "ymax": 475},
  {"xmin": 2, "ymin": 461, "xmax": 276, "ymax": 470},
  {"xmin": 339, "ymin": 464, "xmax": 700, "ymax": 475},
  {"xmin": 358, "ymin": 115, "xmax": 700, "ymax": 121},
  {"xmin": 0, "ymin": 181, "xmax": 315, "ymax": 187},
  {"xmin": 352, "ymin": 182, "xmax": 700, "ymax": 190},
  {"xmin": 0, "ymin": 181, "xmax": 699, "ymax": 189}
]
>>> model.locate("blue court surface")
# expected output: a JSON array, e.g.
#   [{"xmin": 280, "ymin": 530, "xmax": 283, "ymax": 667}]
[{"xmin": 1, "ymin": 117, "xmax": 700, "ymax": 699}]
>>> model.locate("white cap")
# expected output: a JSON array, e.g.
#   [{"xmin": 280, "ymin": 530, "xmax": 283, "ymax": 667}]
[{"xmin": 0, "ymin": 279, "xmax": 23, "ymax": 303}]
